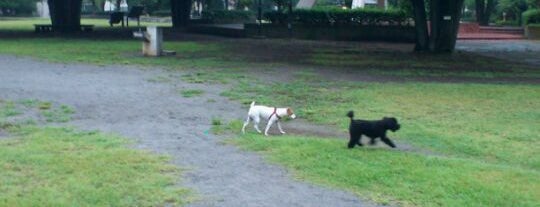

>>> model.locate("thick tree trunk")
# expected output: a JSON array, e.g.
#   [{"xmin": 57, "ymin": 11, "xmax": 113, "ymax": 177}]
[
  {"xmin": 475, "ymin": 0, "xmax": 494, "ymax": 26},
  {"xmin": 430, "ymin": 0, "xmax": 464, "ymax": 52},
  {"xmin": 48, "ymin": 0, "xmax": 82, "ymax": 32},
  {"xmin": 411, "ymin": 0, "xmax": 429, "ymax": 51},
  {"xmin": 410, "ymin": 0, "xmax": 465, "ymax": 53},
  {"xmin": 171, "ymin": 0, "xmax": 191, "ymax": 27}
]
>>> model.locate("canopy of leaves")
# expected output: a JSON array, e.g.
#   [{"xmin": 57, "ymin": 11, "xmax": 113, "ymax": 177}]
[{"xmin": 0, "ymin": 0, "xmax": 37, "ymax": 16}]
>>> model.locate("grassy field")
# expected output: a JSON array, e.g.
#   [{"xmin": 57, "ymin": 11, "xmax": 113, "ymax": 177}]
[
  {"xmin": 230, "ymin": 135, "xmax": 539, "ymax": 206},
  {"xmin": 0, "ymin": 17, "xmax": 171, "ymax": 31},
  {"xmin": 0, "ymin": 100, "xmax": 188, "ymax": 206},
  {"xmin": 224, "ymin": 78, "xmax": 540, "ymax": 206},
  {"xmin": 0, "ymin": 18, "xmax": 539, "ymax": 206}
]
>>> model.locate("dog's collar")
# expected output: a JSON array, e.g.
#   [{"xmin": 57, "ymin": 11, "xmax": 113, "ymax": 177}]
[{"xmin": 269, "ymin": 107, "xmax": 282, "ymax": 120}]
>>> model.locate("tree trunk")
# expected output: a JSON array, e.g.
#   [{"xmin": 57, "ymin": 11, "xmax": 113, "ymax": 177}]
[
  {"xmin": 411, "ymin": 0, "xmax": 429, "ymax": 51},
  {"xmin": 475, "ymin": 0, "xmax": 495, "ymax": 26},
  {"xmin": 430, "ymin": 0, "xmax": 464, "ymax": 52},
  {"xmin": 171, "ymin": 0, "xmax": 191, "ymax": 27},
  {"xmin": 410, "ymin": 0, "xmax": 465, "ymax": 53},
  {"xmin": 48, "ymin": 0, "xmax": 82, "ymax": 32}
]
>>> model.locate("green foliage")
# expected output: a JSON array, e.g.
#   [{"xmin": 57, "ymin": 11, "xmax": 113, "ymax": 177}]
[
  {"xmin": 523, "ymin": 9, "xmax": 540, "ymax": 24},
  {"xmin": 152, "ymin": 9, "xmax": 171, "ymax": 16},
  {"xmin": 130, "ymin": 0, "xmax": 159, "ymax": 14},
  {"xmin": 497, "ymin": 0, "xmax": 529, "ymax": 23},
  {"xmin": 0, "ymin": 0, "xmax": 36, "ymax": 16},
  {"xmin": 236, "ymin": 0, "xmax": 253, "ymax": 9},
  {"xmin": 205, "ymin": 0, "xmax": 225, "ymax": 10},
  {"xmin": 202, "ymin": 10, "xmax": 255, "ymax": 23},
  {"xmin": 265, "ymin": 8, "xmax": 411, "ymax": 26}
]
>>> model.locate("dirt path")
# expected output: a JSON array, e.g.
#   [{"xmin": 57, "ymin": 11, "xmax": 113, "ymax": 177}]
[{"xmin": 0, "ymin": 55, "xmax": 379, "ymax": 207}]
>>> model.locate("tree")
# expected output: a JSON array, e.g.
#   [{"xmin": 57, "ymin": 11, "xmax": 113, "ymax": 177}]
[
  {"xmin": 411, "ymin": 0, "xmax": 465, "ymax": 53},
  {"xmin": 497, "ymin": 0, "xmax": 528, "ymax": 24},
  {"xmin": 475, "ymin": 0, "xmax": 496, "ymax": 25},
  {"xmin": 48, "ymin": 0, "xmax": 82, "ymax": 32},
  {"xmin": 171, "ymin": 0, "xmax": 191, "ymax": 27}
]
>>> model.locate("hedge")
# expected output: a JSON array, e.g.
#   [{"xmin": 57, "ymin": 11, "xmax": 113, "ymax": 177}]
[
  {"xmin": 264, "ymin": 8, "xmax": 410, "ymax": 26},
  {"xmin": 523, "ymin": 9, "xmax": 540, "ymax": 25},
  {"xmin": 202, "ymin": 10, "xmax": 255, "ymax": 23}
]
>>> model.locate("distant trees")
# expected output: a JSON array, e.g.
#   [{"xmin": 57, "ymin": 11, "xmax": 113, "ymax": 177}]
[{"xmin": 0, "ymin": 0, "xmax": 37, "ymax": 16}]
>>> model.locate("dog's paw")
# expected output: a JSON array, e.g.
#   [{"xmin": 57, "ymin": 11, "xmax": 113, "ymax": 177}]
[{"xmin": 280, "ymin": 131, "xmax": 286, "ymax": 134}]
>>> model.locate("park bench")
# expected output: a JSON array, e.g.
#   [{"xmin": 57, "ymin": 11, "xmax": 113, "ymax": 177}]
[
  {"xmin": 109, "ymin": 6, "xmax": 144, "ymax": 27},
  {"xmin": 34, "ymin": 24, "xmax": 94, "ymax": 33},
  {"xmin": 127, "ymin": 6, "xmax": 144, "ymax": 27}
]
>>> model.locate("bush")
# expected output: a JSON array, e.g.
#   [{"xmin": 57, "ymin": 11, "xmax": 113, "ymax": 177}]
[
  {"xmin": 152, "ymin": 9, "xmax": 171, "ymax": 17},
  {"xmin": 264, "ymin": 11, "xmax": 289, "ymax": 25},
  {"xmin": 264, "ymin": 8, "xmax": 410, "ymax": 26},
  {"xmin": 495, "ymin": 20, "xmax": 520, "ymax": 26},
  {"xmin": 523, "ymin": 9, "xmax": 540, "ymax": 25},
  {"xmin": 202, "ymin": 10, "xmax": 255, "ymax": 23}
]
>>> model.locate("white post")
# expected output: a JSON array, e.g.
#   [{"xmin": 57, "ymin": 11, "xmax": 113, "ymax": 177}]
[{"xmin": 143, "ymin": 27, "xmax": 163, "ymax": 57}]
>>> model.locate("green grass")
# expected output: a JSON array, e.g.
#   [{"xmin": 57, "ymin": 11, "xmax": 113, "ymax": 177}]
[
  {"xmin": 0, "ymin": 17, "xmax": 171, "ymax": 31},
  {"xmin": 41, "ymin": 105, "xmax": 75, "ymax": 123},
  {"xmin": 0, "ymin": 100, "xmax": 188, "ymax": 206},
  {"xmin": 222, "ymin": 73, "xmax": 540, "ymax": 206},
  {"xmin": 0, "ymin": 126, "xmax": 188, "ymax": 206},
  {"xmin": 0, "ymin": 38, "xmax": 228, "ymax": 68},
  {"xmin": 0, "ymin": 100, "xmax": 21, "ymax": 118},
  {"xmin": 225, "ymin": 78, "xmax": 540, "ymax": 170},
  {"xmin": 231, "ymin": 135, "xmax": 540, "ymax": 207},
  {"xmin": 180, "ymin": 89, "xmax": 205, "ymax": 98},
  {"xmin": 1, "ymin": 23, "xmax": 539, "ymax": 206}
]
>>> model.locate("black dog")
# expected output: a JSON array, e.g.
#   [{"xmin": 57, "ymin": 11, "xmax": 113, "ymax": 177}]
[{"xmin": 347, "ymin": 111, "xmax": 400, "ymax": 148}]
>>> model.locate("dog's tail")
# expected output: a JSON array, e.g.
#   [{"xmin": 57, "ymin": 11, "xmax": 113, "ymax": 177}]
[
  {"xmin": 250, "ymin": 101, "xmax": 255, "ymax": 108},
  {"xmin": 347, "ymin": 111, "xmax": 354, "ymax": 121}
]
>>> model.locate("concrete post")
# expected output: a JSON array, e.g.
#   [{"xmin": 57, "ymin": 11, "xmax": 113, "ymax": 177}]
[{"xmin": 143, "ymin": 26, "xmax": 163, "ymax": 56}]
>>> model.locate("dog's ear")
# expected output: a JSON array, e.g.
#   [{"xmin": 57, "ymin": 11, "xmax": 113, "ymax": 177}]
[{"xmin": 287, "ymin": 108, "xmax": 294, "ymax": 115}]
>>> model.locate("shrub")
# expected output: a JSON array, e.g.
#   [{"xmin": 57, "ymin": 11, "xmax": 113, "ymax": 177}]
[
  {"xmin": 523, "ymin": 9, "xmax": 540, "ymax": 25},
  {"xmin": 264, "ymin": 11, "xmax": 289, "ymax": 25},
  {"xmin": 264, "ymin": 8, "xmax": 410, "ymax": 26},
  {"xmin": 495, "ymin": 20, "xmax": 520, "ymax": 26},
  {"xmin": 202, "ymin": 10, "xmax": 255, "ymax": 23},
  {"xmin": 152, "ymin": 9, "xmax": 171, "ymax": 17}
]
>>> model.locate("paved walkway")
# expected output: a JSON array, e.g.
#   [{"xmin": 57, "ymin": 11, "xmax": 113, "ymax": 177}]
[{"xmin": 456, "ymin": 40, "xmax": 540, "ymax": 66}]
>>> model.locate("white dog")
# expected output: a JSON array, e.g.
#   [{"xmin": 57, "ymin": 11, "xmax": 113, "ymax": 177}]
[{"xmin": 242, "ymin": 101, "xmax": 297, "ymax": 136}]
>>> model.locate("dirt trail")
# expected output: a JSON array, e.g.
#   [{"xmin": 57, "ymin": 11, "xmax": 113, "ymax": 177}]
[{"xmin": 0, "ymin": 55, "xmax": 379, "ymax": 207}]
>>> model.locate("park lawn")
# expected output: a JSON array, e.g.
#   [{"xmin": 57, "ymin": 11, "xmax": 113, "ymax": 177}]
[
  {"xmin": 221, "ymin": 73, "xmax": 539, "ymax": 206},
  {"xmin": 1, "ymin": 37, "xmax": 538, "ymax": 80},
  {"xmin": 0, "ymin": 17, "xmax": 171, "ymax": 31},
  {"xmin": 224, "ymin": 77, "xmax": 540, "ymax": 170},
  {"xmin": 0, "ymin": 38, "xmax": 229, "ymax": 68},
  {"xmin": 0, "ymin": 30, "xmax": 539, "ymax": 206},
  {"xmin": 230, "ymin": 134, "xmax": 540, "ymax": 207},
  {"xmin": 0, "ymin": 100, "xmax": 188, "ymax": 206}
]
